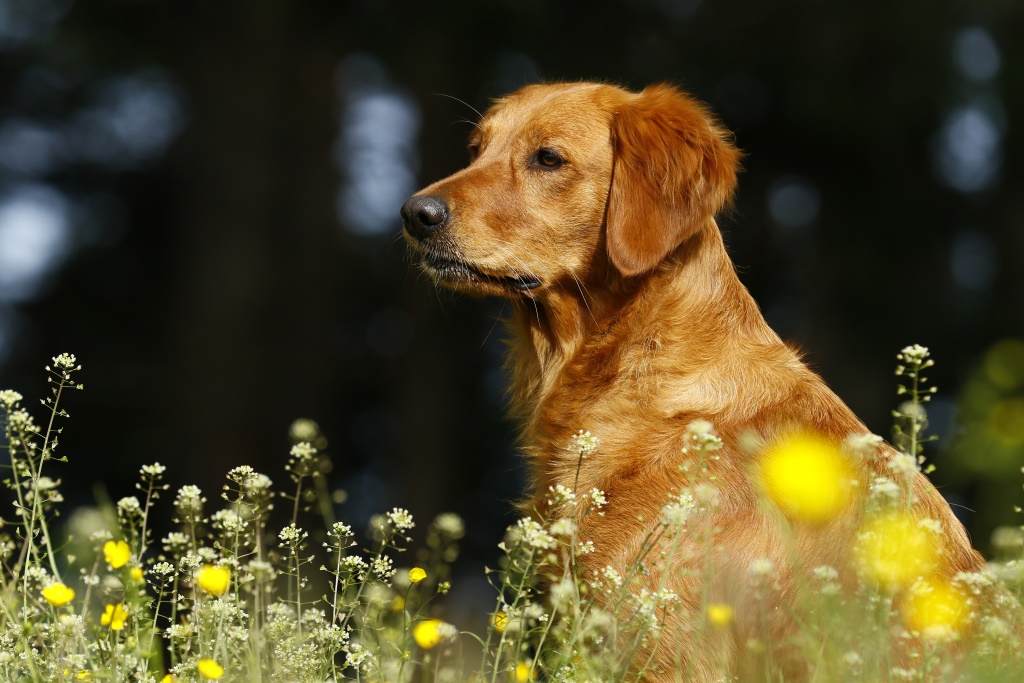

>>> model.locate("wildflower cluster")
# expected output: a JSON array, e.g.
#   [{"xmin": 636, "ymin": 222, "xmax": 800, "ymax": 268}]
[
  {"xmin": 744, "ymin": 346, "xmax": 1024, "ymax": 681},
  {"xmin": 3, "ymin": 348, "xmax": 1024, "ymax": 682},
  {"xmin": 0, "ymin": 357, "xmax": 466, "ymax": 682},
  {"xmin": 893, "ymin": 344, "xmax": 939, "ymax": 474}
]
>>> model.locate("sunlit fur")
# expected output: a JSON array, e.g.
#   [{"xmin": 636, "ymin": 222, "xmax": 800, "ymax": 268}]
[{"xmin": 404, "ymin": 82, "xmax": 986, "ymax": 680}]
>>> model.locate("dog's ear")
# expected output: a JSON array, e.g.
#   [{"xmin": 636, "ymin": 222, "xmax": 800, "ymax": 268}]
[{"xmin": 607, "ymin": 84, "xmax": 741, "ymax": 277}]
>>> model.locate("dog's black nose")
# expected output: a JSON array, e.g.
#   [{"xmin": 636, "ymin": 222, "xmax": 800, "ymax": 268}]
[{"xmin": 401, "ymin": 195, "xmax": 449, "ymax": 239}]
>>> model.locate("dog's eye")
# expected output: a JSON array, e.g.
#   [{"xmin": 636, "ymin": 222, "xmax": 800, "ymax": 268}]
[
  {"xmin": 468, "ymin": 143, "xmax": 480, "ymax": 161},
  {"xmin": 533, "ymin": 148, "xmax": 564, "ymax": 169}
]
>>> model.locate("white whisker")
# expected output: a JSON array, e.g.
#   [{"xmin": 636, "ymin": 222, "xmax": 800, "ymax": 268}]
[{"xmin": 432, "ymin": 92, "xmax": 483, "ymax": 120}]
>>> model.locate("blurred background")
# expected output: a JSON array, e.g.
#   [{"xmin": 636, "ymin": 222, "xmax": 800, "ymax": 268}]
[{"xmin": 0, "ymin": 0, "xmax": 1022, "ymax": 605}]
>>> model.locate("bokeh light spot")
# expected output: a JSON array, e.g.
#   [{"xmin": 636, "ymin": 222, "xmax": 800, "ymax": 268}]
[
  {"xmin": 767, "ymin": 178, "xmax": 820, "ymax": 231},
  {"xmin": 954, "ymin": 27, "xmax": 1000, "ymax": 82},
  {"xmin": 984, "ymin": 340, "xmax": 1024, "ymax": 390},
  {"xmin": 987, "ymin": 398, "xmax": 1024, "ymax": 446}
]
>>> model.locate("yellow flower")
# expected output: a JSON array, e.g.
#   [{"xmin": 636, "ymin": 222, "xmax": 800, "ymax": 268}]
[
  {"xmin": 104, "ymin": 540, "xmax": 132, "ymax": 569},
  {"xmin": 197, "ymin": 659, "xmax": 224, "ymax": 680},
  {"xmin": 195, "ymin": 564, "xmax": 231, "ymax": 596},
  {"xmin": 706, "ymin": 603, "xmax": 735, "ymax": 628},
  {"xmin": 759, "ymin": 431, "xmax": 854, "ymax": 523},
  {"xmin": 902, "ymin": 578, "xmax": 969, "ymax": 639},
  {"xmin": 161, "ymin": 676, "xmax": 177, "ymax": 683},
  {"xmin": 855, "ymin": 513, "xmax": 939, "ymax": 589},
  {"xmin": 391, "ymin": 595, "xmax": 406, "ymax": 612},
  {"xmin": 100, "ymin": 603, "xmax": 129, "ymax": 630},
  {"xmin": 408, "ymin": 567, "xmax": 427, "ymax": 583},
  {"xmin": 42, "ymin": 582, "xmax": 75, "ymax": 607},
  {"xmin": 413, "ymin": 618, "xmax": 445, "ymax": 649},
  {"xmin": 513, "ymin": 662, "xmax": 533, "ymax": 682},
  {"xmin": 491, "ymin": 610, "xmax": 508, "ymax": 633},
  {"xmin": 130, "ymin": 567, "xmax": 145, "ymax": 583},
  {"xmin": 77, "ymin": 672, "xmax": 93, "ymax": 681}
]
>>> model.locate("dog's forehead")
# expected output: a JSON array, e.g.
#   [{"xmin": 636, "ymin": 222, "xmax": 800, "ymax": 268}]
[{"xmin": 479, "ymin": 83, "xmax": 619, "ymax": 144}]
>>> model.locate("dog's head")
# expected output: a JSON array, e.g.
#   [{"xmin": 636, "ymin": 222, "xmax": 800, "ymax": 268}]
[{"xmin": 401, "ymin": 82, "xmax": 740, "ymax": 297}]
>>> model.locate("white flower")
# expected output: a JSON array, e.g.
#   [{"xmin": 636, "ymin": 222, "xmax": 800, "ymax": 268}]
[
  {"xmin": 683, "ymin": 419, "xmax": 724, "ymax": 453},
  {"xmin": 549, "ymin": 578, "xmax": 576, "ymax": 612},
  {"xmin": 165, "ymin": 623, "xmax": 193, "ymax": 640},
  {"xmin": 589, "ymin": 488, "xmax": 607, "ymax": 508},
  {"xmin": 267, "ymin": 602, "xmax": 296, "ymax": 623},
  {"xmin": 140, "ymin": 463, "xmax": 166, "ymax": 477},
  {"xmin": 955, "ymin": 571, "xmax": 995, "ymax": 592},
  {"xmin": 547, "ymin": 484, "xmax": 577, "ymax": 508},
  {"xmin": 598, "ymin": 565, "xmax": 624, "ymax": 590},
  {"xmin": 226, "ymin": 465, "xmax": 271, "ymax": 490},
  {"xmin": 812, "ymin": 565, "xmax": 841, "ymax": 595},
  {"xmin": 433, "ymin": 512, "xmax": 465, "ymax": 538},
  {"xmin": 982, "ymin": 616, "xmax": 1011, "ymax": 639},
  {"xmin": 56, "ymin": 613, "xmax": 86, "ymax": 635},
  {"xmin": 570, "ymin": 429, "xmax": 599, "ymax": 454},
  {"xmin": 552, "ymin": 665, "xmax": 577, "ymax": 683},
  {"xmin": 386, "ymin": 507, "xmax": 415, "ymax": 532},
  {"xmin": 371, "ymin": 555, "xmax": 396, "ymax": 580},
  {"xmin": 162, "ymin": 532, "xmax": 189, "ymax": 553},
  {"xmin": 812, "ymin": 565, "xmax": 839, "ymax": 582},
  {"xmin": 175, "ymin": 485, "xmax": 205, "ymax": 514},
  {"xmin": 33, "ymin": 476, "xmax": 59, "ymax": 491},
  {"xmin": 117, "ymin": 496, "xmax": 141, "ymax": 515},
  {"xmin": 577, "ymin": 540, "xmax": 595, "ymax": 555},
  {"xmin": 278, "ymin": 524, "xmax": 306, "ymax": 545},
  {"xmin": 344, "ymin": 643, "xmax": 371, "ymax": 671},
  {"xmin": 7, "ymin": 408, "xmax": 37, "ymax": 434},
  {"xmin": 151, "ymin": 562, "xmax": 175, "ymax": 578},
  {"xmin": 211, "ymin": 509, "xmax": 246, "ymax": 533},
  {"xmin": 197, "ymin": 546, "xmax": 218, "ymax": 562},
  {"xmin": 655, "ymin": 588, "xmax": 679, "ymax": 606},
  {"xmin": 869, "ymin": 477, "xmax": 901, "ymax": 500},
  {"xmin": 290, "ymin": 442, "xmax": 318, "ymax": 461},
  {"xmin": 52, "ymin": 353, "xmax": 78, "ymax": 370},
  {"xmin": 898, "ymin": 344, "xmax": 932, "ymax": 365},
  {"xmin": 844, "ymin": 432, "xmax": 884, "ymax": 458},
  {"xmin": 289, "ymin": 418, "xmax": 320, "ymax": 442},
  {"xmin": 515, "ymin": 518, "xmax": 556, "ymax": 550},
  {"xmin": 246, "ymin": 560, "xmax": 275, "ymax": 580},
  {"xmin": 749, "ymin": 558, "xmax": 775, "ymax": 576},
  {"xmin": 548, "ymin": 518, "xmax": 577, "ymax": 537},
  {"xmin": 887, "ymin": 451, "xmax": 921, "ymax": 474},
  {"xmin": 179, "ymin": 553, "xmax": 202, "ymax": 570},
  {"xmin": 692, "ymin": 483, "xmax": 721, "ymax": 508},
  {"xmin": 436, "ymin": 621, "xmax": 459, "ymax": 640},
  {"xmin": 329, "ymin": 522, "xmax": 354, "ymax": 540},
  {"xmin": 342, "ymin": 556, "xmax": 368, "ymax": 580},
  {"xmin": 661, "ymin": 491, "xmax": 697, "ymax": 527},
  {"xmin": 0, "ymin": 390, "xmax": 23, "ymax": 408},
  {"xmin": 991, "ymin": 526, "xmax": 1024, "ymax": 553}
]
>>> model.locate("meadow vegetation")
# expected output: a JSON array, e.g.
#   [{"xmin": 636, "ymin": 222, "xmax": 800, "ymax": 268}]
[{"xmin": 1, "ymin": 349, "xmax": 1023, "ymax": 681}]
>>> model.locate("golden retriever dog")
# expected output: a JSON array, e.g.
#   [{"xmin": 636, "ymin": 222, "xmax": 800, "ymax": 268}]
[{"xmin": 400, "ymin": 82, "xmax": 990, "ymax": 679}]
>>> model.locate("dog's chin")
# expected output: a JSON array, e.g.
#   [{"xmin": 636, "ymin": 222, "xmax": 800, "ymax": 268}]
[{"xmin": 418, "ymin": 253, "xmax": 541, "ymax": 295}]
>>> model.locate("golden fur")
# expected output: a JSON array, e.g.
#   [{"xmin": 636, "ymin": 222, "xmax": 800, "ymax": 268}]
[{"xmin": 401, "ymin": 82, "xmax": 986, "ymax": 679}]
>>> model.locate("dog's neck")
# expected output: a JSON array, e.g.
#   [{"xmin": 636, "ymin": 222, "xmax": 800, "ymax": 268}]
[
  {"xmin": 502, "ymin": 219, "xmax": 798, "ymax": 514},
  {"xmin": 505, "ymin": 220, "xmax": 780, "ymax": 418}
]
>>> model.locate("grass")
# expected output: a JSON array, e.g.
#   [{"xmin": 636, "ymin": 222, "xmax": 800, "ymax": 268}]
[{"xmin": 1, "ymin": 349, "xmax": 1023, "ymax": 682}]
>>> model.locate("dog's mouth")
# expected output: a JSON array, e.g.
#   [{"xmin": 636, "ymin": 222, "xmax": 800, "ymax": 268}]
[{"xmin": 420, "ymin": 252, "xmax": 541, "ymax": 292}]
